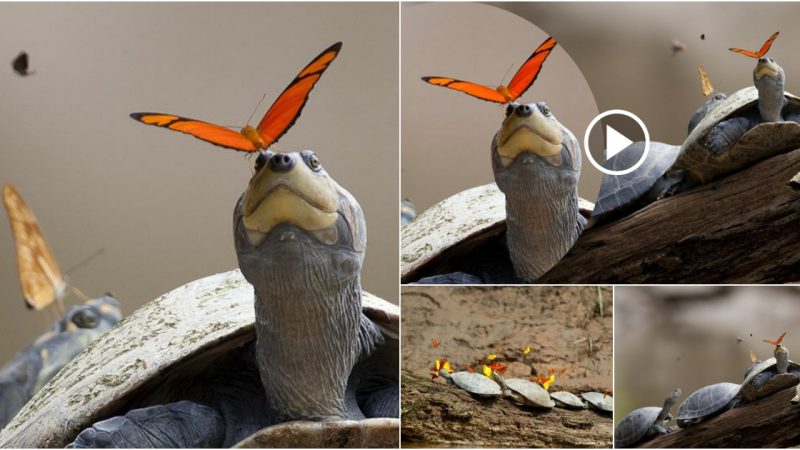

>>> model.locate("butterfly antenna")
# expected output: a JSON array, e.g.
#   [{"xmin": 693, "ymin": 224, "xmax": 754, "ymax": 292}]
[
  {"xmin": 246, "ymin": 93, "xmax": 269, "ymax": 126},
  {"xmin": 64, "ymin": 248, "xmax": 104, "ymax": 277},
  {"xmin": 70, "ymin": 286, "xmax": 91, "ymax": 302},
  {"xmin": 501, "ymin": 62, "xmax": 516, "ymax": 87}
]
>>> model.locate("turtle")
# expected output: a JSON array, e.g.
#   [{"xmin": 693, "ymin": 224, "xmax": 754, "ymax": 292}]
[
  {"xmin": 739, "ymin": 351, "xmax": 800, "ymax": 402},
  {"xmin": 493, "ymin": 374, "xmax": 555, "ymax": 408},
  {"xmin": 439, "ymin": 370, "xmax": 503, "ymax": 398},
  {"xmin": 0, "ymin": 150, "xmax": 399, "ymax": 448},
  {"xmin": 591, "ymin": 57, "xmax": 800, "ymax": 225},
  {"xmin": 614, "ymin": 388, "xmax": 681, "ymax": 448},
  {"xmin": 401, "ymin": 102, "xmax": 594, "ymax": 284},
  {"xmin": 549, "ymin": 391, "xmax": 586, "ymax": 409},
  {"xmin": 675, "ymin": 382, "xmax": 742, "ymax": 428},
  {"xmin": 0, "ymin": 295, "xmax": 121, "ymax": 428},
  {"xmin": 581, "ymin": 391, "xmax": 613, "ymax": 413}
]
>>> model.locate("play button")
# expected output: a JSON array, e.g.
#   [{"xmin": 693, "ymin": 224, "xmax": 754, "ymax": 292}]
[
  {"xmin": 605, "ymin": 125, "xmax": 633, "ymax": 159},
  {"xmin": 583, "ymin": 109, "xmax": 650, "ymax": 176}
]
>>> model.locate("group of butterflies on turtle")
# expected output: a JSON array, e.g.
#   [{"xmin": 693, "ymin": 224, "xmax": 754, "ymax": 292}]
[
  {"xmin": 615, "ymin": 331, "xmax": 800, "ymax": 448},
  {"xmin": 1, "ymin": 42, "xmax": 347, "ymax": 429},
  {"xmin": 428, "ymin": 346, "xmax": 612, "ymax": 415}
]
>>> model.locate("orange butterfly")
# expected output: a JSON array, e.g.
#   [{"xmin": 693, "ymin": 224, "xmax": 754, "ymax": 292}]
[
  {"xmin": 422, "ymin": 36, "xmax": 557, "ymax": 104},
  {"xmin": 431, "ymin": 339, "xmax": 440, "ymax": 348},
  {"xmin": 2, "ymin": 184, "xmax": 67, "ymax": 312},
  {"xmin": 730, "ymin": 32, "xmax": 779, "ymax": 58},
  {"xmin": 131, "ymin": 42, "xmax": 342, "ymax": 152},
  {"xmin": 763, "ymin": 331, "xmax": 787, "ymax": 346},
  {"xmin": 488, "ymin": 362, "xmax": 507, "ymax": 374}
]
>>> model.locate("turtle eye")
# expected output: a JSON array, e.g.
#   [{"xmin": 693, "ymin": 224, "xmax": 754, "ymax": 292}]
[
  {"xmin": 72, "ymin": 309, "xmax": 99, "ymax": 329},
  {"xmin": 307, "ymin": 153, "xmax": 322, "ymax": 172},
  {"xmin": 539, "ymin": 103, "xmax": 551, "ymax": 116},
  {"xmin": 254, "ymin": 152, "xmax": 267, "ymax": 172}
]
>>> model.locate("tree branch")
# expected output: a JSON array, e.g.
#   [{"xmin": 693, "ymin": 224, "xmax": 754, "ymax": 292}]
[
  {"xmin": 641, "ymin": 385, "xmax": 800, "ymax": 448},
  {"xmin": 401, "ymin": 371, "xmax": 612, "ymax": 448},
  {"xmin": 542, "ymin": 148, "xmax": 800, "ymax": 283}
]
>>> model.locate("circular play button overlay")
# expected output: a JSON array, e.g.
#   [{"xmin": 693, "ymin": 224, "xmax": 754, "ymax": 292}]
[{"xmin": 583, "ymin": 110, "xmax": 650, "ymax": 176}]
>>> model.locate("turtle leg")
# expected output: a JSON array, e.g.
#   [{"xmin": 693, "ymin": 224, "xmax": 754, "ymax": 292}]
[
  {"xmin": 784, "ymin": 111, "xmax": 800, "ymax": 124},
  {"xmin": 414, "ymin": 272, "xmax": 483, "ymax": 284},
  {"xmin": 705, "ymin": 116, "xmax": 753, "ymax": 156},
  {"xmin": 67, "ymin": 400, "xmax": 225, "ymax": 448}
]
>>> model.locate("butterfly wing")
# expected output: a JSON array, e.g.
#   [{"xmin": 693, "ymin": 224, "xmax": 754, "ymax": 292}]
[
  {"xmin": 2, "ymin": 184, "xmax": 66, "ymax": 310},
  {"xmin": 422, "ymin": 76, "xmax": 507, "ymax": 103},
  {"xmin": 130, "ymin": 113, "xmax": 258, "ymax": 152},
  {"xmin": 698, "ymin": 66, "xmax": 714, "ymax": 96},
  {"xmin": 758, "ymin": 32, "xmax": 779, "ymax": 57},
  {"xmin": 506, "ymin": 36, "xmax": 558, "ymax": 101},
  {"xmin": 730, "ymin": 32, "xmax": 779, "ymax": 58},
  {"xmin": 256, "ymin": 42, "xmax": 343, "ymax": 149}
]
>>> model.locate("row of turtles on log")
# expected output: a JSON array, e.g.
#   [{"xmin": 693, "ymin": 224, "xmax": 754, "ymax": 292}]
[
  {"xmin": 430, "ymin": 357, "xmax": 612, "ymax": 413},
  {"xmin": 615, "ymin": 333, "xmax": 800, "ymax": 447}
]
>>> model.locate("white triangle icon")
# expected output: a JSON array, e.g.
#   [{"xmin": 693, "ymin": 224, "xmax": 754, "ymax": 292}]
[{"xmin": 605, "ymin": 125, "xmax": 633, "ymax": 160}]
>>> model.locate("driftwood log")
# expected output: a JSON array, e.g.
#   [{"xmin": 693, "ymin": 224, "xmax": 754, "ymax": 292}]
[
  {"xmin": 641, "ymin": 385, "xmax": 800, "ymax": 448},
  {"xmin": 540, "ymin": 147, "xmax": 800, "ymax": 283},
  {"xmin": 401, "ymin": 371, "xmax": 612, "ymax": 448}
]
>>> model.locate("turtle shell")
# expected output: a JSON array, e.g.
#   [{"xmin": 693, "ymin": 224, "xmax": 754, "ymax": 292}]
[
  {"xmin": 449, "ymin": 371, "xmax": 503, "ymax": 397},
  {"xmin": 400, "ymin": 182, "xmax": 594, "ymax": 283},
  {"xmin": 504, "ymin": 378, "xmax": 555, "ymax": 408},
  {"xmin": 0, "ymin": 270, "xmax": 399, "ymax": 448},
  {"xmin": 614, "ymin": 406, "xmax": 661, "ymax": 448},
  {"xmin": 677, "ymin": 86, "xmax": 800, "ymax": 185},
  {"xmin": 676, "ymin": 382, "xmax": 739, "ymax": 426},
  {"xmin": 590, "ymin": 141, "xmax": 681, "ymax": 222},
  {"xmin": 581, "ymin": 392, "xmax": 613, "ymax": 412},
  {"xmin": 739, "ymin": 356, "xmax": 800, "ymax": 401},
  {"xmin": 550, "ymin": 391, "xmax": 586, "ymax": 409}
]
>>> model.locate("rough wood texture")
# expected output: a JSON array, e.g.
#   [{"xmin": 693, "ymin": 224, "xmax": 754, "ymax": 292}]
[
  {"xmin": 641, "ymin": 385, "xmax": 800, "ymax": 448},
  {"xmin": 400, "ymin": 183, "xmax": 593, "ymax": 283},
  {"xmin": 401, "ymin": 371, "xmax": 612, "ymax": 448},
  {"xmin": 541, "ymin": 148, "xmax": 800, "ymax": 283},
  {"xmin": 0, "ymin": 269, "xmax": 398, "ymax": 448},
  {"xmin": 235, "ymin": 418, "xmax": 400, "ymax": 448}
]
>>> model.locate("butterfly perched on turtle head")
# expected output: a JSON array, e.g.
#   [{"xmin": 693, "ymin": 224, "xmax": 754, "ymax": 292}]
[
  {"xmin": 730, "ymin": 32, "xmax": 779, "ymax": 59},
  {"xmin": 131, "ymin": 42, "xmax": 342, "ymax": 152},
  {"xmin": 422, "ymin": 36, "xmax": 557, "ymax": 104}
]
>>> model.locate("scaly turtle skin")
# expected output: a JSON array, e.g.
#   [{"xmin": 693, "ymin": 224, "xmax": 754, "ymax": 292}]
[
  {"xmin": 581, "ymin": 392, "xmax": 613, "ymax": 413},
  {"xmin": 592, "ymin": 58, "xmax": 800, "ymax": 225},
  {"xmin": 407, "ymin": 102, "xmax": 588, "ymax": 284},
  {"xmin": 494, "ymin": 375, "xmax": 555, "ymax": 408},
  {"xmin": 0, "ymin": 296, "xmax": 121, "ymax": 428},
  {"xmin": 676, "ymin": 382, "xmax": 741, "ymax": 427},
  {"xmin": 614, "ymin": 388, "xmax": 681, "ymax": 448},
  {"xmin": 549, "ymin": 391, "xmax": 586, "ymax": 409},
  {"xmin": 0, "ymin": 151, "xmax": 399, "ymax": 448},
  {"xmin": 440, "ymin": 370, "xmax": 503, "ymax": 397},
  {"xmin": 739, "ymin": 352, "xmax": 800, "ymax": 402}
]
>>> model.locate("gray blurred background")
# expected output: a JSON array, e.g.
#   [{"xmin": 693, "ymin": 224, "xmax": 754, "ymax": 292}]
[
  {"xmin": 403, "ymin": 2, "xmax": 800, "ymax": 212},
  {"xmin": 615, "ymin": 286, "xmax": 800, "ymax": 426},
  {"xmin": 0, "ymin": 3, "xmax": 398, "ymax": 363}
]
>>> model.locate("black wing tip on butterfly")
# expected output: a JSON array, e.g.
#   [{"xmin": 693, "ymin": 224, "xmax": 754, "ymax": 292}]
[{"xmin": 329, "ymin": 41, "xmax": 343, "ymax": 52}]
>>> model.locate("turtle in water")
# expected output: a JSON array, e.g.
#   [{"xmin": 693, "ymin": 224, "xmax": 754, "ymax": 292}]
[
  {"xmin": 591, "ymin": 56, "xmax": 800, "ymax": 225},
  {"xmin": 676, "ymin": 382, "xmax": 742, "ymax": 427},
  {"xmin": 404, "ymin": 102, "xmax": 589, "ymax": 284},
  {"xmin": 439, "ymin": 369, "xmax": 504, "ymax": 398},
  {"xmin": 0, "ymin": 295, "xmax": 121, "ymax": 428},
  {"xmin": 614, "ymin": 388, "xmax": 681, "ymax": 448},
  {"xmin": 494, "ymin": 374, "xmax": 555, "ymax": 408},
  {"xmin": 0, "ymin": 151, "xmax": 399, "ymax": 448},
  {"xmin": 581, "ymin": 391, "xmax": 613, "ymax": 413},
  {"xmin": 550, "ymin": 391, "xmax": 586, "ymax": 409}
]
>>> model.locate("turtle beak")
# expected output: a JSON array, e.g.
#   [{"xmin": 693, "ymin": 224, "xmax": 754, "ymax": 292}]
[
  {"xmin": 754, "ymin": 58, "xmax": 783, "ymax": 82},
  {"xmin": 496, "ymin": 103, "xmax": 563, "ymax": 167},
  {"xmin": 241, "ymin": 152, "xmax": 339, "ymax": 246}
]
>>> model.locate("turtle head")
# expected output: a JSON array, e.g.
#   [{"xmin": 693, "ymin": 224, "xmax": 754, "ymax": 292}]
[
  {"xmin": 658, "ymin": 388, "xmax": 682, "ymax": 422},
  {"xmin": 51, "ymin": 295, "xmax": 121, "ymax": 335},
  {"xmin": 775, "ymin": 344, "xmax": 790, "ymax": 374},
  {"xmin": 234, "ymin": 150, "xmax": 366, "ymax": 290},
  {"xmin": 753, "ymin": 57, "xmax": 786, "ymax": 122}
]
